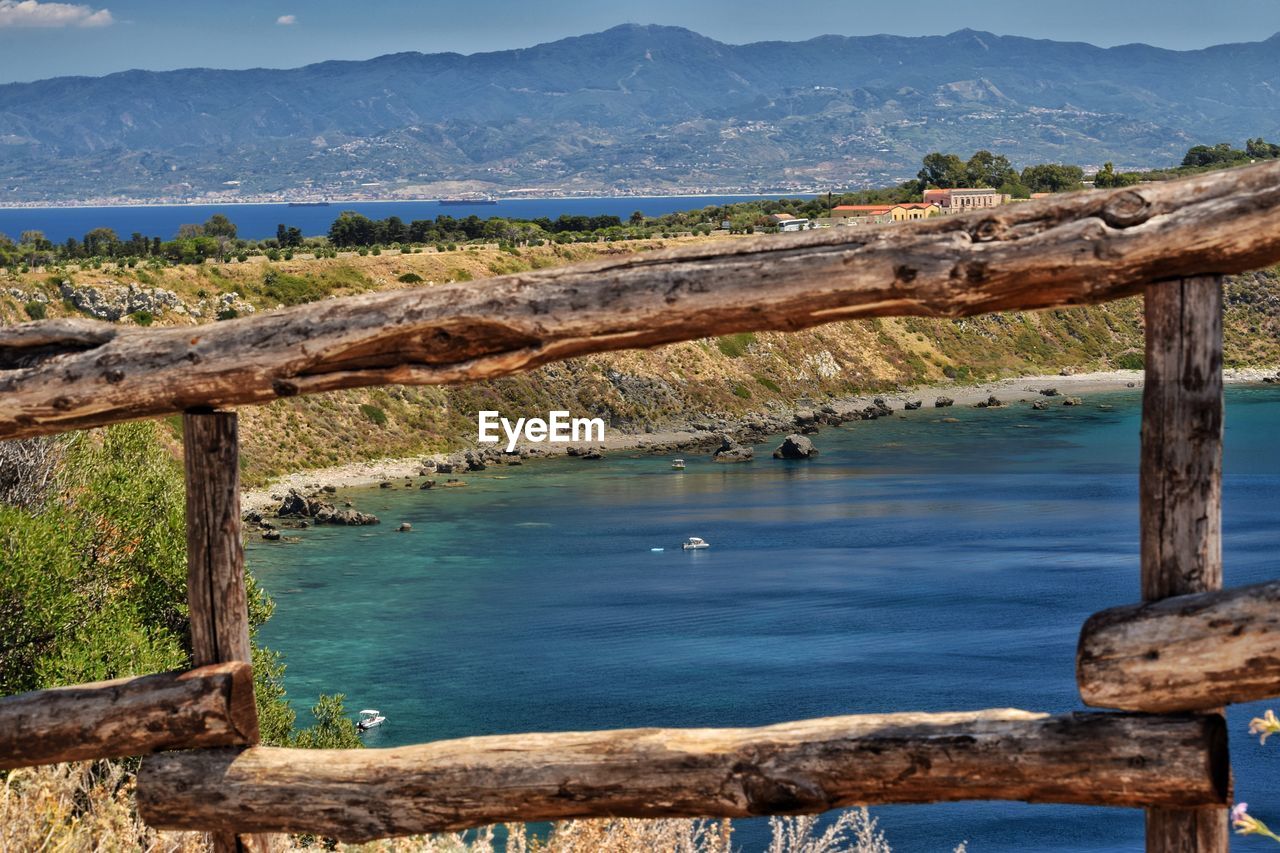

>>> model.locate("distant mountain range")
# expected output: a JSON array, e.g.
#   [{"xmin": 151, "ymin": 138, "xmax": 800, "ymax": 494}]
[{"xmin": 2, "ymin": 24, "xmax": 1279, "ymax": 203}]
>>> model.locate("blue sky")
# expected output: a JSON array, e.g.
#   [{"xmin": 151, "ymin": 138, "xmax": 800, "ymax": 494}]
[{"xmin": 0, "ymin": 0, "xmax": 1277, "ymax": 83}]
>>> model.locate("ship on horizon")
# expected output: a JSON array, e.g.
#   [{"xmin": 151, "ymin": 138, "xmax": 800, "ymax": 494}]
[{"xmin": 437, "ymin": 194, "xmax": 499, "ymax": 205}]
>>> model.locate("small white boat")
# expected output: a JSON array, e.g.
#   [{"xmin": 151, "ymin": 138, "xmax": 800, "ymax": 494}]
[
  {"xmin": 681, "ymin": 537, "xmax": 710, "ymax": 550},
  {"xmin": 672, "ymin": 458, "xmax": 686, "ymax": 470},
  {"xmin": 357, "ymin": 709, "xmax": 386, "ymax": 731}
]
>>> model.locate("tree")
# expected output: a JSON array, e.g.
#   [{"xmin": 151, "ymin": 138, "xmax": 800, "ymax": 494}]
[
  {"xmin": 629, "ymin": 210, "xmax": 645, "ymax": 225},
  {"xmin": 328, "ymin": 211, "xmax": 376, "ymax": 247},
  {"xmin": 83, "ymin": 227, "xmax": 120, "ymax": 258},
  {"xmin": 202, "ymin": 213, "xmax": 237, "ymax": 239},
  {"xmin": 917, "ymin": 152, "xmax": 966, "ymax": 189},
  {"xmin": 1181, "ymin": 142, "xmax": 1247, "ymax": 169},
  {"xmin": 1093, "ymin": 162, "xmax": 1139, "ymax": 189},
  {"xmin": 1246, "ymin": 137, "xmax": 1280, "ymax": 159},
  {"xmin": 276, "ymin": 224, "xmax": 303, "ymax": 248},
  {"xmin": 1020, "ymin": 163, "xmax": 1085, "ymax": 193},
  {"xmin": 964, "ymin": 150, "xmax": 1017, "ymax": 189}
]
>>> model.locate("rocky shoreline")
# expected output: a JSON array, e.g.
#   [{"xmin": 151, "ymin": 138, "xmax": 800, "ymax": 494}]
[{"xmin": 242, "ymin": 367, "xmax": 1279, "ymax": 517}]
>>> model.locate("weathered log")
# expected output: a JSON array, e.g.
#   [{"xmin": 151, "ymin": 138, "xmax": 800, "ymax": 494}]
[
  {"xmin": 183, "ymin": 411, "xmax": 262, "ymax": 853},
  {"xmin": 2, "ymin": 162, "xmax": 1280, "ymax": 440},
  {"xmin": 1080, "ymin": 580, "xmax": 1280, "ymax": 713},
  {"xmin": 137, "ymin": 709, "xmax": 1228, "ymax": 842},
  {"xmin": 0, "ymin": 663, "xmax": 256, "ymax": 770},
  {"xmin": 185, "ymin": 412, "xmax": 252, "ymax": 670},
  {"xmin": 1139, "ymin": 277, "xmax": 1227, "ymax": 852},
  {"xmin": 1140, "ymin": 278, "xmax": 1224, "ymax": 600}
]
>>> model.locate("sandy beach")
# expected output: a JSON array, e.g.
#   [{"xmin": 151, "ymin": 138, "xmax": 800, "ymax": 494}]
[{"xmin": 242, "ymin": 366, "xmax": 1278, "ymax": 514}]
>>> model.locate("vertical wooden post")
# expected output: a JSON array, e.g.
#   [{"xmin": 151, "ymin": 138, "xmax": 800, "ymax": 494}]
[
  {"xmin": 183, "ymin": 411, "xmax": 263, "ymax": 853},
  {"xmin": 1140, "ymin": 277, "xmax": 1228, "ymax": 853}
]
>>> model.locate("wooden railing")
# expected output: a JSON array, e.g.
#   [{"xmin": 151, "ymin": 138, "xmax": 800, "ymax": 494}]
[{"xmin": 3, "ymin": 159, "xmax": 1280, "ymax": 853}]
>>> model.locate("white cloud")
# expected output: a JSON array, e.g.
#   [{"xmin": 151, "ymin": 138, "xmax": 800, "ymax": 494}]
[
  {"xmin": 0, "ymin": 0, "xmax": 114, "ymax": 28},
  {"xmin": 275, "ymin": 14, "xmax": 296, "ymax": 26}
]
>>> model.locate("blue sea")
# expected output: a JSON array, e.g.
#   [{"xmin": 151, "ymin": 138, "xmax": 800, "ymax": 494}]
[
  {"xmin": 0, "ymin": 195, "xmax": 815, "ymax": 243},
  {"xmin": 247, "ymin": 386, "xmax": 1280, "ymax": 852}
]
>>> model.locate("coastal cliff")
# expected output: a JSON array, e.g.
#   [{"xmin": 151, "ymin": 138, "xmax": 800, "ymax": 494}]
[{"xmin": 3, "ymin": 239, "xmax": 1277, "ymax": 484}]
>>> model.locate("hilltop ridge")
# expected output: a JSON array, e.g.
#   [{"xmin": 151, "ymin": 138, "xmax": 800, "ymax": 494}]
[{"xmin": 1, "ymin": 25, "xmax": 1278, "ymax": 202}]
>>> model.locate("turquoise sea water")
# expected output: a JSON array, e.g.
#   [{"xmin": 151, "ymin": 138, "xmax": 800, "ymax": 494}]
[{"xmin": 248, "ymin": 386, "xmax": 1280, "ymax": 852}]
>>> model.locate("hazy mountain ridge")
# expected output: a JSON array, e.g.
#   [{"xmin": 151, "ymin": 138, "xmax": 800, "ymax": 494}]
[{"xmin": 2, "ymin": 24, "xmax": 1279, "ymax": 201}]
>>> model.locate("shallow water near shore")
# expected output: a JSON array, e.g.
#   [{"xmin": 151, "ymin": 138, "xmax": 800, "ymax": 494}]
[{"xmin": 249, "ymin": 386, "xmax": 1280, "ymax": 852}]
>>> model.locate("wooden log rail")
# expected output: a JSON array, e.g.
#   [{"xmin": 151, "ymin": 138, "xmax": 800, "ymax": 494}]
[
  {"xmin": 1079, "ymin": 579, "xmax": 1280, "ymax": 713},
  {"xmin": 137, "ymin": 709, "xmax": 1229, "ymax": 842},
  {"xmin": 1, "ymin": 160, "xmax": 1280, "ymax": 440},
  {"xmin": 0, "ymin": 663, "xmax": 256, "ymax": 770}
]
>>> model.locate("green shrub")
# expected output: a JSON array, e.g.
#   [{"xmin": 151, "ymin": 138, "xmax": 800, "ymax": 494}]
[
  {"xmin": 716, "ymin": 332, "xmax": 757, "ymax": 358},
  {"xmin": 23, "ymin": 301, "xmax": 46, "ymax": 320},
  {"xmin": 216, "ymin": 307, "xmax": 238, "ymax": 321},
  {"xmin": 359, "ymin": 403, "xmax": 388, "ymax": 426},
  {"xmin": 258, "ymin": 270, "xmax": 328, "ymax": 306},
  {"xmin": 448, "ymin": 267, "xmax": 473, "ymax": 282},
  {"xmin": 755, "ymin": 375, "xmax": 781, "ymax": 393},
  {"xmin": 129, "ymin": 310, "xmax": 154, "ymax": 326},
  {"xmin": 1114, "ymin": 351, "xmax": 1145, "ymax": 370},
  {"xmin": 397, "ymin": 272, "xmax": 424, "ymax": 284},
  {"xmin": 731, "ymin": 383, "xmax": 752, "ymax": 400}
]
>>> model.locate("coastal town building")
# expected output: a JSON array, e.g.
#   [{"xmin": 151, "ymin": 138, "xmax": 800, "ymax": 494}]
[
  {"xmin": 829, "ymin": 202, "xmax": 941, "ymax": 226},
  {"xmin": 922, "ymin": 187, "xmax": 1005, "ymax": 213}
]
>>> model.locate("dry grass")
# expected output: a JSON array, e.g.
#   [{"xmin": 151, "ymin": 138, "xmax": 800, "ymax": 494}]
[{"xmin": 0, "ymin": 762, "xmax": 204, "ymax": 853}]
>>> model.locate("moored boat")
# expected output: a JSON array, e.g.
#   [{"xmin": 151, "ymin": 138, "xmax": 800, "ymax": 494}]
[
  {"xmin": 681, "ymin": 537, "xmax": 709, "ymax": 550},
  {"xmin": 357, "ymin": 709, "xmax": 386, "ymax": 731}
]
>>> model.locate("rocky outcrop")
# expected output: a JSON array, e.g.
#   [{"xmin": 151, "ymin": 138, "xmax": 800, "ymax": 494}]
[
  {"xmin": 58, "ymin": 279, "xmax": 187, "ymax": 322},
  {"xmin": 975, "ymin": 396, "xmax": 1003, "ymax": 408},
  {"xmin": 773, "ymin": 434, "xmax": 818, "ymax": 459},
  {"xmin": 275, "ymin": 488, "xmax": 379, "ymax": 525},
  {"xmin": 713, "ymin": 434, "xmax": 753, "ymax": 463},
  {"xmin": 1039, "ymin": 388, "xmax": 1060, "ymax": 397},
  {"xmin": 934, "ymin": 396, "xmax": 955, "ymax": 408}
]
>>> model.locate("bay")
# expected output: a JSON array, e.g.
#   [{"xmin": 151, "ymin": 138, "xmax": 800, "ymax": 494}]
[
  {"xmin": 0, "ymin": 195, "xmax": 816, "ymax": 243},
  {"xmin": 248, "ymin": 386, "xmax": 1280, "ymax": 852}
]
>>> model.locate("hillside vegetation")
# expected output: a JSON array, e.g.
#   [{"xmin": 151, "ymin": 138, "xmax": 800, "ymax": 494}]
[{"xmin": 3, "ymin": 238, "xmax": 1277, "ymax": 485}]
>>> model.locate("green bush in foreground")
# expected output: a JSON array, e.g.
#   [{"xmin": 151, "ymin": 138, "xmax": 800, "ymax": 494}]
[{"xmin": 0, "ymin": 422, "xmax": 360, "ymax": 750}]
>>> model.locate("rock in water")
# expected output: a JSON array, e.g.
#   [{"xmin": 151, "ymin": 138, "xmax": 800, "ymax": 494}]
[
  {"xmin": 773, "ymin": 434, "xmax": 818, "ymax": 459},
  {"xmin": 934, "ymin": 396, "xmax": 955, "ymax": 408},
  {"xmin": 904, "ymin": 400, "xmax": 922, "ymax": 410},
  {"xmin": 581, "ymin": 448, "xmax": 605, "ymax": 460},
  {"xmin": 398, "ymin": 522, "xmax": 412, "ymax": 532},
  {"xmin": 276, "ymin": 488, "xmax": 378, "ymax": 525},
  {"xmin": 1063, "ymin": 397, "xmax": 1083, "ymax": 406},
  {"xmin": 1032, "ymin": 400, "xmax": 1049, "ymax": 410},
  {"xmin": 975, "ymin": 396, "xmax": 1003, "ymax": 408},
  {"xmin": 713, "ymin": 434, "xmax": 753, "ymax": 463}
]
